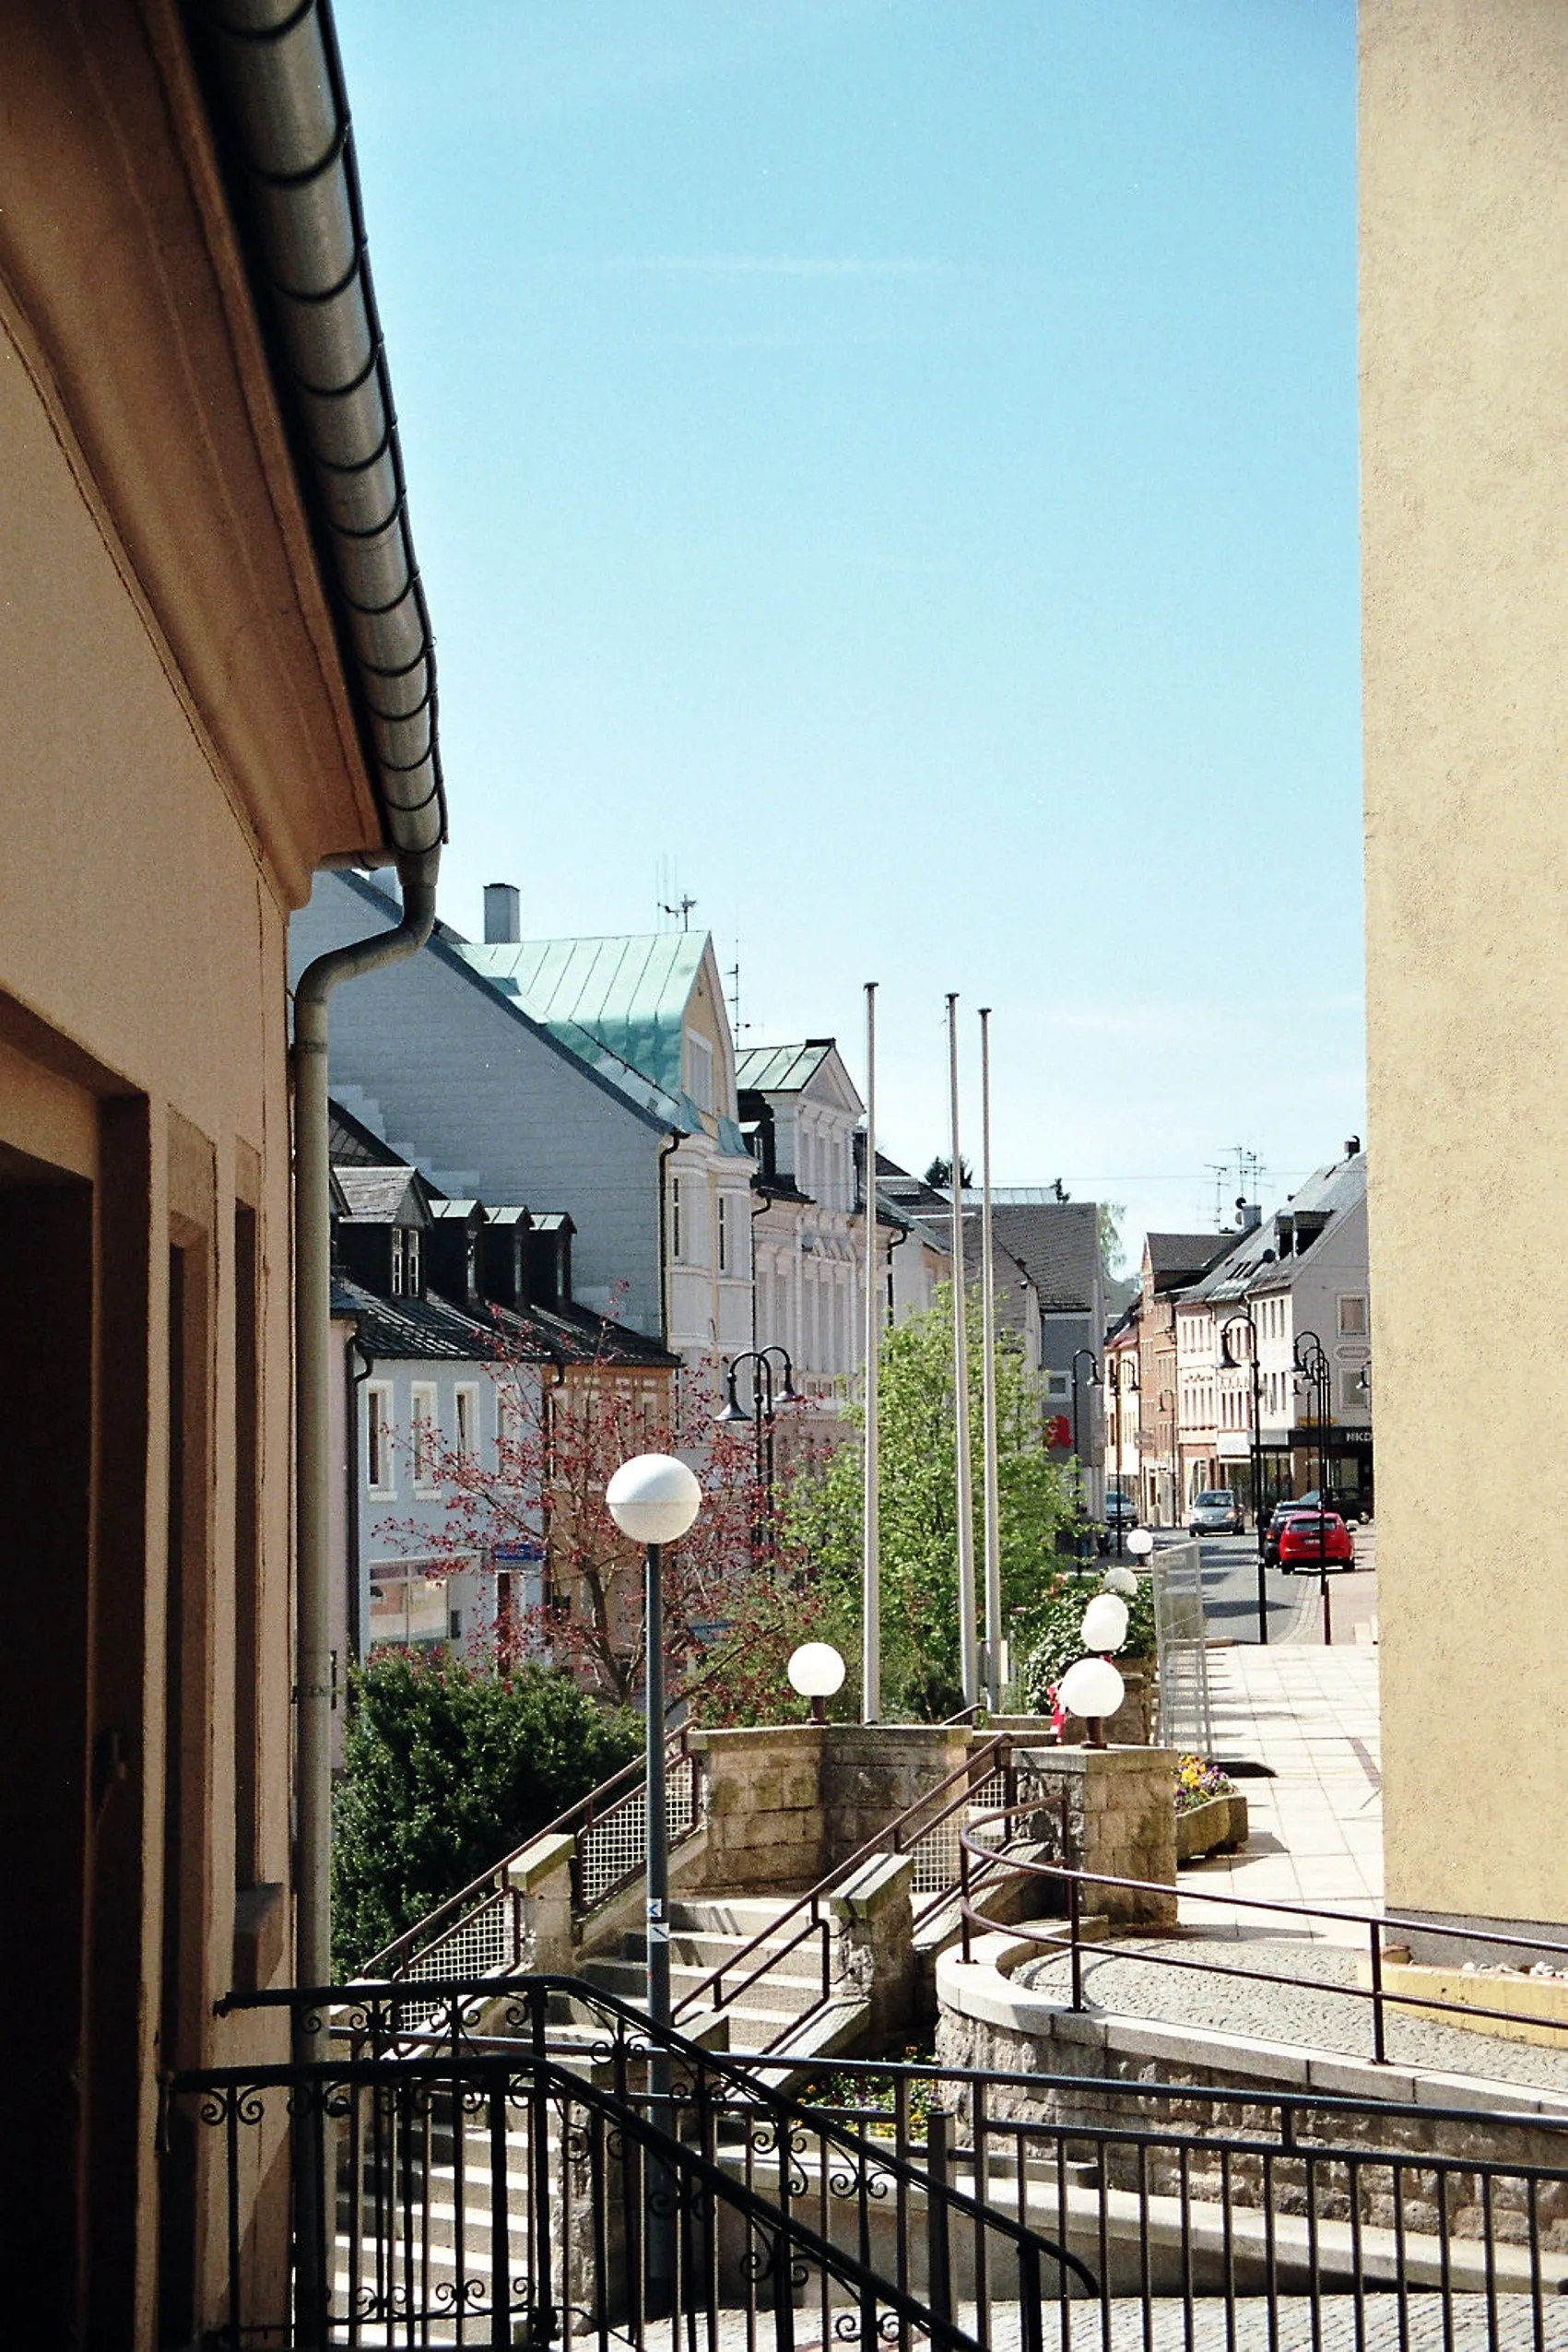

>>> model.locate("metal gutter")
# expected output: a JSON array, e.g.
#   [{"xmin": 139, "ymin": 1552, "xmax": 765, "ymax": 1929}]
[{"xmin": 189, "ymin": 0, "xmax": 445, "ymax": 877}]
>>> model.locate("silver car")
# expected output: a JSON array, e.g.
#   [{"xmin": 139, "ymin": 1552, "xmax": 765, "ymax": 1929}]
[{"xmin": 1188, "ymin": 1488, "xmax": 1245, "ymax": 1537}]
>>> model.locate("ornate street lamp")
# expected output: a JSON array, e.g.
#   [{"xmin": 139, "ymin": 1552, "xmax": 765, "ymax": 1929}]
[
  {"xmin": 716, "ymin": 1344, "xmax": 797, "ymax": 1553},
  {"xmin": 1220, "ymin": 1308, "xmax": 1269, "ymax": 1646},
  {"xmin": 1070, "ymin": 1346, "xmax": 1101, "ymax": 1565}
]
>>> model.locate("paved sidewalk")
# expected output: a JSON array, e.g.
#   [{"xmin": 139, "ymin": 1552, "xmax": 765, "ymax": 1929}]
[{"xmin": 1184, "ymin": 1645, "xmax": 1383, "ymax": 1942}]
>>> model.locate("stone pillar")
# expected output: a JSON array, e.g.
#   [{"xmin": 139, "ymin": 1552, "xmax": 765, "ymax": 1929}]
[
  {"xmin": 505, "ymin": 1829, "xmax": 575, "ymax": 1971},
  {"xmin": 1019, "ymin": 1746, "xmax": 1177, "ymax": 1929},
  {"xmin": 687, "ymin": 1725, "xmax": 828, "ymax": 1892},
  {"xmin": 819, "ymin": 1724, "xmax": 971, "ymax": 1865},
  {"xmin": 827, "ymin": 1850, "xmax": 915, "ymax": 2045}
]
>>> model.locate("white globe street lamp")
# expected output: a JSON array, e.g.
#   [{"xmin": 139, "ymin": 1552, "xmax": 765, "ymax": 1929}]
[
  {"xmin": 1126, "ymin": 1527, "xmax": 1155, "ymax": 1561},
  {"xmin": 606, "ymin": 1451, "xmax": 701, "ymax": 2317},
  {"xmin": 1079, "ymin": 1591, "xmax": 1129, "ymax": 1654},
  {"xmin": 1056, "ymin": 1653, "xmax": 1126, "ymax": 1749},
  {"xmin": 787, "ymin": 1640, "xmax": 846, "ymax": 1723},
  {"xmin": 1102, "ymin": 1563, "xmax": 1138, "ymax": 1598}
]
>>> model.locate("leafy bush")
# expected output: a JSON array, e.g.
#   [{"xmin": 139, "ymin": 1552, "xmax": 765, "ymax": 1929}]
[
  {"xmin": 332, "ymin": 1652, "xmax": 642, "ymax": 1975},
  {"xmin": 1016, "ymin": 1573, "xmax": 1157, "ymax": 1710}
]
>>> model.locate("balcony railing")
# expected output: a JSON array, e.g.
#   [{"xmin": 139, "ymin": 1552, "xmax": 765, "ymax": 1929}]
[{"xmin": 176, "ymin": 1974, "xmax": 1568, "ymax": 2348}]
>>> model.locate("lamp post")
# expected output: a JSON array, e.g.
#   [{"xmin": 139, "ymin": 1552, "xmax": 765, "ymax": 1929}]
[
  {"xmin": 1070, "ymin": 1347, "xmax": 1101, "ymax": 1566},
  {"xmin": 605, "ymin": 1451, "xmax": 702, "ymax": 2319},
  {"xmin": 1108, "ymin": 1354, "xmax": 1138, "ymax": 1556},
  {"xmin": 716, "ymin": 1344, "xmax": 796, "ymax": 1553},
  {"xmin": 1220, "ymin": 1309, "xmax": 1269, "ymax": 1647},
  {"xmin": 1292, "ymin": 1331, "xmax": 1334, "ymax": 1644}
]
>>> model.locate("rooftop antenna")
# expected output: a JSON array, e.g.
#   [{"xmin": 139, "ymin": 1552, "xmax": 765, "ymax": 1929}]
[
  {"xmin": 725, "ymin": 951, "xmax": 747, "ymax": 1040},
  {"xmin": 661, "ymin": 892, "xmax": 698, "ymax": 932}
]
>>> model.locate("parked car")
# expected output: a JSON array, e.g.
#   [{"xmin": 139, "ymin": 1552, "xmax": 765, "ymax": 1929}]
[
  {"xmin": 1188, "ymin": 1488, "xmax": 1245, "ymax": 1537},
  {"xmin": 1263, "ymin": 1499, "xmax": 1310, "ymax": 1568},
  {"xmin": 1278, "ymin": 1511, "xmax": 1356, "ymax": 1573},
  {"xmin": 1103, "ymin": 1493, "xmax": 1138, "ymax": 1529},
  {"xmin": 1297, "ymin": 1485, "xmax": 1371, "ymax": 1526}
]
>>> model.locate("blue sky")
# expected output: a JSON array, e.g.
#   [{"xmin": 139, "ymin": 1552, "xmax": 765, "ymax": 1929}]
[{"xmin": 335, "ymin": 0, "xmax": 1361, "ymax": 1266}]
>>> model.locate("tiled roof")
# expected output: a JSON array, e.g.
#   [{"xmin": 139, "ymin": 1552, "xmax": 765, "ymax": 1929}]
[
  {"xmin": 456, "ymin": 931, "xmax": 707, "ymax": 1100},
  {"xmin": 735, "ymin": 1042, "xmax": 833, "ymax": 1093},
  {"xmin": 987, "ymin": 1201, "xmax": 1100, "ymax": 1315}
]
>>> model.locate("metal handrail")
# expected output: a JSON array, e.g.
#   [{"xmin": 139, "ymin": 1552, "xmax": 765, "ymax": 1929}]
[
  {"xmin": 956, "ymin": 1801, "xmax": 1568, "ymax": 2063},
  {"xmin": 670, "ymin": 1731, "xmax": 1045, "ymax": 2048},
  {"xmin": 366, "ymin": 1723, "xmax": 693, "ymax": 1979}
]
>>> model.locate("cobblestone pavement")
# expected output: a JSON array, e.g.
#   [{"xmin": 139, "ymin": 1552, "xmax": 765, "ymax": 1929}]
[{"xmin": 1016, "ymin": 1936, "xmax": 1568, "ymax": 2093}]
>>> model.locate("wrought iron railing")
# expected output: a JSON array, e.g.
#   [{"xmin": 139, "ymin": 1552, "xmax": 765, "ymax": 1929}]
[
  {"xmin": 367, "ymin": 1728, "xmax": 701, "ymax": 1985},
  {"xmin": 183, "ymin": 1974, "xmax": 1568, "ymax": 2347},
  {"xmin": 180, "ymin": 1974, "xmax": 1094, "ymax": 2347}
]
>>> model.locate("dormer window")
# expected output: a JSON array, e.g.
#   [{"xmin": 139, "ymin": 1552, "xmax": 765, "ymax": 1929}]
[
  {"xmin": 405, "ymin": 1228, "xmax": 421, "ymax": 1296},
  {"xmin": 390, "ymin": 1230, "xmax": 405, "ymax": 1296}
]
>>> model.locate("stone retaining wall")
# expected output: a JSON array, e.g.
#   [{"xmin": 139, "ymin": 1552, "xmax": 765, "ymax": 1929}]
[{"xmin": 686, "ymin": 1722, "xmax": 968, "ymax": 1895}]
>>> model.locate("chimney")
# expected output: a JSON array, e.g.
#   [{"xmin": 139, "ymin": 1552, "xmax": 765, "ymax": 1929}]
[
  {"xmin": 1345, "ymin": 1135, "xmax": 1362, "ymax": 1159},
  {"xmin": 1237, "ymin": 1199, "xmax": 1261, "ymax": 1233},
  {"xmin": 484, "ymin": 882, "xmax": 521, "ymax": 945}
]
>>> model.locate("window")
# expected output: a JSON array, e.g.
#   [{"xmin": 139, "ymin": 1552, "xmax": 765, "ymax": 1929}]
[
  {"xmin": 496, "ymin": 1377, "xmax": 523, "ymax": 1483},
  {"xmin": 717, "ymin": 1193, "xmax": 731, "ymax": 1274},
  {"xmin": 367, "ymin": 1566, "xmax": 449, "ymax": 1649},
  {"xmin": 366, "ymin": 1384, "xmax": 395, "ymax": 1494},
  {"xmin": 454, "ymin": 1384, "xmax": 478, "ymax": 1460},
  {"xmin": 1338, "ymin": 1294, "xmax": 1368, "ymax": 1337},
  {"xmin": 1340, "ymin": 1365, "xmax": 1370, "ymax": 1413},
  {"xmin": 1045, "ymin": 1370, "xmax": 1070, "ymax": 1402},
  {"xmin": 685, "ymin": 1029, "xmax": 714, "ymax": 1113},
  {"xmin": 410, "ymin": 1383, "xmax": 438, "ymax": 1491},
  {"xmin": 406, "ymin": 1228, "xmax": 421, "ymax": 1296},
  {"xmin": 390, "ymin": 1229, "xmax": 405, "ymax": 1296}
]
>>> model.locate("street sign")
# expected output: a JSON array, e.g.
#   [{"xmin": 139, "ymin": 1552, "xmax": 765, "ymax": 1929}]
[{"xmin": 491, "ymin": 1539, "xmax": 545, "ymax": 1565}]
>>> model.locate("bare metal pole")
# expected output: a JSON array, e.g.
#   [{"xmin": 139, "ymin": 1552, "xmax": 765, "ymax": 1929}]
[
  {"xmin": 862, "ymin": 982, "xmax": 881, "ymax": 1721},
  {"xmin": 947, "ymin": 994, "xmax": 979, "ymax": 1708},
  {"xmin": 978, "ymin": 1009, "xmax": 1002, "ymax": 1709}
]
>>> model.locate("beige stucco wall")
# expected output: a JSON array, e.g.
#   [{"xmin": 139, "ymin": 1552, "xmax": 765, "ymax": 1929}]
[{"xmin": 1361, "ymin": 0, "xmax": 1568, "ymax": 1929}]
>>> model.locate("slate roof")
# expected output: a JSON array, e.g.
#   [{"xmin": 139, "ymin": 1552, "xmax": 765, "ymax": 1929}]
[
  {"xmin": 338, "ymin": 1279, "xmax": 678, "ymax": 1370},
  {"xmin": 987, "ymin": 1201, "xmax": 1100, "ymax": 1315},
  {"xmin": 456, "ymin": 931, "xmax": 706, "ymax": 1103},
  {"xmin": 335, "ymin": 1164, "xmax": 428, "ymax": 1224},
  {"xmin": 1146, "ymin": 1231, "xmax": 1232, "ymax": 1286},
  {"xmin": 735, "ymin": 1042, "xmax": 834, "ymax": 1093}
]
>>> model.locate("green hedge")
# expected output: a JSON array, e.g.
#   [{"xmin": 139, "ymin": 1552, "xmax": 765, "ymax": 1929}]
[{"xmin": 332, "ymin": 1652, "xmax": 642, "ymax": 1976}]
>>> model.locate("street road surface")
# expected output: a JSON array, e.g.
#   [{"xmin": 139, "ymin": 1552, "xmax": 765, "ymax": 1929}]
[{"xmin": 1140, "ymin": 1529, "xmax": 1375, "ymax": 1646}]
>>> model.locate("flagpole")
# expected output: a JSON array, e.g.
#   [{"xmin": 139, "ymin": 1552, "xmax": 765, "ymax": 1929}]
[
  {"xmin": 978, "ymin": 1007, "xmax": 1002, "ymax": 1709},
  {"xmin": 947, "ymin": 994, "xmax": 979, "ymax": 1710},
  {"xmin": 861, "ymin": 982, "xmax": 880, "ymax": 1723}
]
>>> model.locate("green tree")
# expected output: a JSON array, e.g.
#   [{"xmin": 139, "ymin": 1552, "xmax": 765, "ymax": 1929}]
[
  {"xmin": 332, "ymin": 1652, "xmax": 642, "ymax": 1974},
  {"xmin": 786, "ymin": 1285, "xmax": 1075, "ymax": 1720}
]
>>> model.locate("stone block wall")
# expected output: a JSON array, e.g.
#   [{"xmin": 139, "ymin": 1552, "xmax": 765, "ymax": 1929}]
[{"xmin": 687, "ymin": 1722, "xmax": 972, "ymax": 1895}]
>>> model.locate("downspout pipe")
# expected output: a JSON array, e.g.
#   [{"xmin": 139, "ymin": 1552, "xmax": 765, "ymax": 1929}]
[{"xmin": 293, "ymin": 866, "xmax": 434, "ymax": 2000}]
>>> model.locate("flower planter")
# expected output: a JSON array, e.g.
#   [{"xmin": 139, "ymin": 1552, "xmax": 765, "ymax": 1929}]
[{"xmin": 1176, "ymin": 1791, "xmax": 1248, "ymax": 1862}]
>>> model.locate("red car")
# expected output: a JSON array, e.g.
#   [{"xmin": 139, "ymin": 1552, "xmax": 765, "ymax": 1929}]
[{"xmin": 1278, "ymin": 1511, "xmax": 1356, "ymax": 1572}]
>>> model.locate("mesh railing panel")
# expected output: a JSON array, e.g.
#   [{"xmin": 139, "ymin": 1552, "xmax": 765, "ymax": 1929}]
[
  {"xmin": 402, "ymin": 1889, "xmax": 516, "ymax": 1985},
  {"xmin": 576, "ymin": 1749, "xmax": 698, "ymax": 1909}
]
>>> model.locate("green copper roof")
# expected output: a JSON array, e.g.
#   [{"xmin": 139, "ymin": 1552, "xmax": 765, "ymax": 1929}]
[{"xmin": 458, "ymin": 932, "xmax": 707, "ymax": 1100}]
